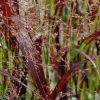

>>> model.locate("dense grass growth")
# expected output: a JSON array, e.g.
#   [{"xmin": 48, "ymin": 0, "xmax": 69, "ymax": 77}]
[{"xmin": 0, "ymin": 0, "xmax": 100, "ymax": 99}]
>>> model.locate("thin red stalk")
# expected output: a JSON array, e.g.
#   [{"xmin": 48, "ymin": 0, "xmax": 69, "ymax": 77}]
[
  {"xmin": 54, "ymin": 0, "xmax": 65, "ymax": 16},
  {"xmin": 0, "ymin": 0, "xmax": 12, "ymax": 37}
]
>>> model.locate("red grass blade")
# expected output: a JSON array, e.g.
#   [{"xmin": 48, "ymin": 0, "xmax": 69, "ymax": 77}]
[
  {"xmin": 50, "ymin": 67, "xmax": 78, "ymax": 99},
  {"xmin": 83, "ymin": 31, "xmax": 100, "ymax": 43}
]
